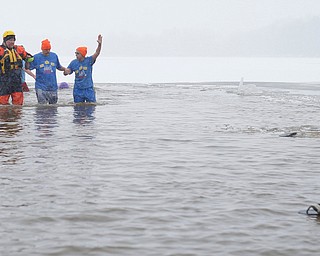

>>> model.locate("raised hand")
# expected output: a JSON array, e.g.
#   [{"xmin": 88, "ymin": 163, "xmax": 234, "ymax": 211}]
[{"xmin": 97, "ymin": 34, "xmax": 102, "ymax": 44}]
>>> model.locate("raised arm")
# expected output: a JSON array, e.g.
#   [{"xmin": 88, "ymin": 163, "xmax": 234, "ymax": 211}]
[{"xmin": 92, "ymin": 34, "xmax": 102, "ymax": 62}]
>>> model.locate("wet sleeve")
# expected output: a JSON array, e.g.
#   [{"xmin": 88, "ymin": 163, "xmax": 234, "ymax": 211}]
[
  {"xmin": 56, "ymin": 54, "xmax": 62, "ymax": 69},
  {"xmin": 67, "ymin": 62, "xmax": 74, "ymax": 74}
]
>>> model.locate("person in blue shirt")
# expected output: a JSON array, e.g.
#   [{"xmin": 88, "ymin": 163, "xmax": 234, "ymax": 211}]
[
  {"xmin": 64, "ymin": 34, "xmax": 102, "ymax": 103},
  {"xmin": 26, "ymin": 39, "xmax": 66, "ymax": 104}
]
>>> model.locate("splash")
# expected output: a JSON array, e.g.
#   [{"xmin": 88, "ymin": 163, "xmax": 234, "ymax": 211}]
[{"xmin": 237, "ymin": 77, "xmax": 262, "ymax": 95}]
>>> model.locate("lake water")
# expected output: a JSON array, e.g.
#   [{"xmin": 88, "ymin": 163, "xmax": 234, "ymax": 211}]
[{"xmin": 2, "ymin": 58, "xmax": 320, "ymax": 255}]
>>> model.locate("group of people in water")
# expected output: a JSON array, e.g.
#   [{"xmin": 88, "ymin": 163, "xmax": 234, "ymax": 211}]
[{"xmin": 0, "ymin": 30, "xmax": 102, "ymax": 105}]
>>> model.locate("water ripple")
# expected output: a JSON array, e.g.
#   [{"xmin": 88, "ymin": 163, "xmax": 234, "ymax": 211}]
[{"xmin": 1, "ymin": 83, "xmax": 320, "ymax": 255}]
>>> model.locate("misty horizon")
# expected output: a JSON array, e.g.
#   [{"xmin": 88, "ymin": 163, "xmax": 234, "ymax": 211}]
[
  {"xmin": 19, "ymin": 16, "xmax": 320, "ymax": 58},
  {"xmin": 4, "ymin": 0, "xmax": 320, "ymax": 58},
  {"xmin": 103, "ymin": 16, "xmax": 320, "ymax": 58}
]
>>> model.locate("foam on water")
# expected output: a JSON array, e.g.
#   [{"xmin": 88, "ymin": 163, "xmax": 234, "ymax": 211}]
[{"xmin": 237, "ymin": 77, "xmax": 264, "ymax": 95}]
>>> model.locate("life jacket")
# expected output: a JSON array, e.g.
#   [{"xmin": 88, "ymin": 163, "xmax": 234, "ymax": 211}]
[{"xmin": 0, "ymin": 45, "xmax": 27, "ymax": 74}]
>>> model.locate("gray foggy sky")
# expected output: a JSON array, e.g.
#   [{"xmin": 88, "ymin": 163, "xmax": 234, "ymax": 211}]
[{"xmin": 2, "ymin": 0, "xmax": 320, "ymax": 57}]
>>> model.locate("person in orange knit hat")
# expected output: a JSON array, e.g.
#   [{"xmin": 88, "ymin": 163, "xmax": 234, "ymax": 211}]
[
  {"xmin": 64, "ymin": 34, "xmax": 102, "ymax": 103},
  {"xmin": 76, "ymin": 47, "xmax": 87, "ymax": 58},
  {"xmin": 41, "ymin": 39, "xmax": 51, "ymax": 50},
  {"xmin": 25, "ymin": 38, "xmax": 67, "ymax": 104},
  {"xmin": 0, "ymin": 30, "xmax": 33, "ymax": 105}
]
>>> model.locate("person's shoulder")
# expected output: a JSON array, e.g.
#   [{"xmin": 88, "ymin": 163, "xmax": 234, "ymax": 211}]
[
  {"xmin": 69, "ymin": 58, "xmax": 79, "ymax": 65},
  {"xmin": 49, "ymin": 51, "xmax": 58, "ymax": 57},
  {"xmin": 48, "ymin": 52, "xmax": 59, "ymax": 60},
  {"xmin": 31, "ymin": 52, "xmax": 41, "ymax": 62},
  {"xmin": 34, "ymin": 52, "xmax": 43, "ymax": 57},
  {"xmin": 85, "ymin": 56, "xmax": 94, "ymax": 63}
]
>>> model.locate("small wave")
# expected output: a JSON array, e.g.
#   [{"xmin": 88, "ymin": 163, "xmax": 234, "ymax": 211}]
[
  {"xmin": 216, "ymin": 123, "xmax": 320, "ymax": 138},
  {"xmin": 10, "ymin": 101, "xmax": 109, "ymax": 108}
]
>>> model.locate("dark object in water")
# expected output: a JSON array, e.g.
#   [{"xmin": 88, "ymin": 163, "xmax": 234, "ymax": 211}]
[
  {"xmin": 280, "ymin": 132, "xmax": 297, "ymax": 137},
  {"xmin": 299, "ymin": 204, "xmax": 320, "ymax": 216}
]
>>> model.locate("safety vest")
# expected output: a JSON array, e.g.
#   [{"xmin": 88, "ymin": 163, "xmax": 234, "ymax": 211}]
[{"xmin": 0, "ymin": 45, "xmax": 26, "ymax": 74}]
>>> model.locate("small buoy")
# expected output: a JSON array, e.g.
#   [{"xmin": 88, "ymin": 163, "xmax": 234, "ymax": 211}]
[{"xmin": 59, "ymin": 82, "xmax": 69, "ymax": 89}]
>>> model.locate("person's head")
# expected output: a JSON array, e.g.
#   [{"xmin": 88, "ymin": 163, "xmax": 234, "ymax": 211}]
[
  {"xmin": 41, "ymin": 39, "xmax": 51, "ymax": 56},
  {"xmin": 3, "ymin": 30, "xmax": 16, "ymax": 49},
  {"xmin": 75, "ymin": 46, "xmax": 87, "ymax": 61}
]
